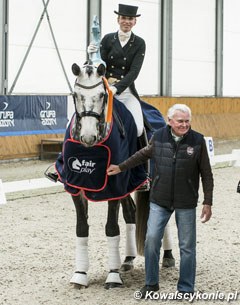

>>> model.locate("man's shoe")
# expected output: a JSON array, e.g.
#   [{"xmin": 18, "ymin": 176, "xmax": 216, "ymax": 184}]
[{"xmin": 140, "ymin": 284, "xmax": 159, "ymax": 299}]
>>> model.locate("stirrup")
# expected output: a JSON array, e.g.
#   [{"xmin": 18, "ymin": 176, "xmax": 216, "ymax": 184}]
[
  {"xmin": 137, "ymin": 179, "xmax": 150, "ymax": 192},
  {"xmin": 44, "ymin": 164, "xmax": 58, "ymax": 183}
]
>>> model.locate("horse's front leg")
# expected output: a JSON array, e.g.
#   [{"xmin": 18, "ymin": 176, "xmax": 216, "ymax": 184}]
[
  {"xmin": 120, "ymin": 195, "xmax": 137, "ymax": 272},
  {"xmin": 104, "ymin": 200, "xmax": 123, "ymax": 289},
  {"xmin": 70, "ymin": 193, "xmax": 89, "ymax": 288}
]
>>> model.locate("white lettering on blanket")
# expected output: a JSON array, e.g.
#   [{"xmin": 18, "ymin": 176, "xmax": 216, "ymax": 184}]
[{"xmin": 68, "ymin": 157, "xmax": 96, "ymax": 175}]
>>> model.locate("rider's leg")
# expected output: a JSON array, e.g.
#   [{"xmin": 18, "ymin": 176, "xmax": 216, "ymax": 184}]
[
  {"xmin": 115, "ymin": 88, "xmax": 144, "ymax": 137},
  {"xmin": 116, "ymin": 89, "xmax": 150, "ymax": 191}
]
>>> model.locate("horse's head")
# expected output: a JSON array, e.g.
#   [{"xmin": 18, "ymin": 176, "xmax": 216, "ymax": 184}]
[{"xmin": 71, "ymin": 61, "xmax": 107, "ymax": 147}]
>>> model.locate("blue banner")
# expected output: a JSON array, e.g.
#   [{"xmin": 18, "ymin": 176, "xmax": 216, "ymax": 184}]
[{"xmin": 0, "ymin": 95, "xmax": 68, "ymax": 136}]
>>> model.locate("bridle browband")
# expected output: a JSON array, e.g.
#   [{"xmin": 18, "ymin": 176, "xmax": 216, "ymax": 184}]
[
  {"xmin": 73, "ymin": 77, "xmax": 107, "ymax": 128},
  {"xmin": 74, "ymin": 80, "xmax": 103, "ymax": 90}
]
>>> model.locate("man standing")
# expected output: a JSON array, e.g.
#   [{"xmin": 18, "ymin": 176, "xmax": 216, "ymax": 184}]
[{"xmin": 107, "ymin": 104, "xmax": 214, "ymax": 298}]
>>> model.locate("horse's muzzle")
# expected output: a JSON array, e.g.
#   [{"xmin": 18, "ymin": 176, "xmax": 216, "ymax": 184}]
[{"xmin": 80, "ymin": 135, "xmax": 98, "ymax": 147}]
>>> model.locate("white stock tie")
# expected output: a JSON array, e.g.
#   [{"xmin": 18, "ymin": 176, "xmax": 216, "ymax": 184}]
[{"xmin": 118, "ymin": 31, "xmax": 131, "ymax": 46}]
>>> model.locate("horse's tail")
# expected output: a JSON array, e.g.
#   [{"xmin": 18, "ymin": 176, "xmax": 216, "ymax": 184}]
[{"xmin": 135, "ymin": 190, "xmax": 150, "ymax": 256}]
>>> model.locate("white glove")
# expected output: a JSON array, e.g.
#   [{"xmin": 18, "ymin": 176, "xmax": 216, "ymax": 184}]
[
  {"xmin": 109, "ymin": 85, "xmax": 117, "ymax": 95},
  {"xmin": 87, "ymin": 43, "xmax": 99, "ymax": 54}
]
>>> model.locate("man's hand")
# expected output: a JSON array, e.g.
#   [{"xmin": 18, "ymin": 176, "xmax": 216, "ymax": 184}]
[
  {"xmin": 200, "ymin": 204, "xmax": 212, "ymax": 223},
  {"xmin": 107, "ymin": 164, "xmax": 121, "ymax": 175}
]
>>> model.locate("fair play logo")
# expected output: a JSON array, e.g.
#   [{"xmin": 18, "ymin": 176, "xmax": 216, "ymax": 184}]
[{"xmin": 68, "ymin": 157, "xmax": 96, "ymax": 174}]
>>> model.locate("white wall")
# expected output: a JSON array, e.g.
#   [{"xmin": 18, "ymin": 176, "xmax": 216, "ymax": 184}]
[
  {"xmin": 8, "ymin": 0, "xmax": 87, "ymax": 94},
  {"xmin": 172, "ymin": 0, "xmax": 216, "ymax": 96},
  {"xmin": 7, "ymin": 0, "xmax": 240, "ymax": 97},
  {"xmin": 223, "ymin": 0, "xmax": 240, "ymax": 96}
]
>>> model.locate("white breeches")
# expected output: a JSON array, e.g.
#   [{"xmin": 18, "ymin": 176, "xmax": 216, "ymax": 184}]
[{"xmin": 116, "ymin": 88, "xmax": 144, "ymax": 137}]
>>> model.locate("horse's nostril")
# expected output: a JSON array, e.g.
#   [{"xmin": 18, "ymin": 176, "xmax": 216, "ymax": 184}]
[{"xmin": 80, "ymin": 135, "xmax": 97, "ymax": 146}]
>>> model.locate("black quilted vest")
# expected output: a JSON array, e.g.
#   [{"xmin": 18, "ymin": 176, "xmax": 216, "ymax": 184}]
[{"xmin": 149, "ymin": 126, "xmax": 204, "ymax": 209}]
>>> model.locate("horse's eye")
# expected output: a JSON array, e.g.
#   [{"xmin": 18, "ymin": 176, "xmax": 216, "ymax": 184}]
[{"xmin": 99, "ymin": 93, "xmax": 104, "ymax": 99}]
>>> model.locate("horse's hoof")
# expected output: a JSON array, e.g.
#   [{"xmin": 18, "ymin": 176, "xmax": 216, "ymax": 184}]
[
  {"xmin": 70, "ymin": 271, "xmax": 88, "ymax": 288},
  {"xmin": 105, "ymin": 270, "xmax": 123, "ymax": 289},
  {"xmin": 104, "ymin": 282, "xmax": 123, "ymax": 289},
  {"xmin": 72, "ymin": 283, "xmax": 88, "ymax": 290},
  {"xmin": 162, "ymin": 257, "xmax": 175, "ymax": 268},
  {"xmin": 120, "ymin": 256, "xmax": 135, "ymax": 272}
]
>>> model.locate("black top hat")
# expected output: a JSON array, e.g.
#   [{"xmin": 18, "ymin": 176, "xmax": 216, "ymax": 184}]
[{"xmin": 114, "ymin": 4, "xmax": 141, "ymax": 17}]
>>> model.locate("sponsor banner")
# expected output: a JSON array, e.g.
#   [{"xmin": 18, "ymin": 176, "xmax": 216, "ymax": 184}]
[{"xmin": 0, "ymin": 95, "xmax": 68, "ymax": 136}]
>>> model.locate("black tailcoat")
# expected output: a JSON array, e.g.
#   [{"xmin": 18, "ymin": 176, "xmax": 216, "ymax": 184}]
[{"xmin": 100, "ymin": 32, "xmax": 146, "ymax": 100}]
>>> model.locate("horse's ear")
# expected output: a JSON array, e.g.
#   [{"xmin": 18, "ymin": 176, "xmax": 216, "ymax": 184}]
[
  {"xmin": 72, "ymin": 63, "xmax": 81, "ymax": 76},
  {"xmin": 97, "ymin": 64, "xmax": 106, "ymax": 76}
]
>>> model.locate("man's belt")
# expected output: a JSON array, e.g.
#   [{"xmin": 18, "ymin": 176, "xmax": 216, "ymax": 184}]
[{"xmin": 107, "ymin": 77, "xmax": 121, "ymax": 85}]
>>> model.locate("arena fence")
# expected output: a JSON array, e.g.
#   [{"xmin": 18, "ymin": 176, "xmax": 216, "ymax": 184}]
[
  {"xmin": 1, "ymin": 145, "xmax": 240, "ymax": 205},
  {"xmin": 0, "ymin": 96, "xmax": 240, "ymax": 161}
]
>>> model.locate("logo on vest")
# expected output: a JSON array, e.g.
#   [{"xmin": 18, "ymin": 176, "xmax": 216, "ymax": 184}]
[
  {"xmin": 68, "ymin": 157, "xmax": 96, "ymax": 174},
  {"xmin": 187, "ymin": 146, "xmax": 194, "ymax": 155},
  {"xmin": 0, "ymin": 101, "xmax": 15, "ymax": 127}
]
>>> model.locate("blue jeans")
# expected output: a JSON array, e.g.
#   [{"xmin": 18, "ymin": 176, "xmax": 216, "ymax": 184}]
[{"xmin": 144, "ymin": 203, "xmax": 196, "ymax": 292}]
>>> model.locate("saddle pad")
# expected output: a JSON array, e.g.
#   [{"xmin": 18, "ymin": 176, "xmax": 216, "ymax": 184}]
[{"xmin": 63, "ymin": 139, "xmax": 110, "ymax": 192}]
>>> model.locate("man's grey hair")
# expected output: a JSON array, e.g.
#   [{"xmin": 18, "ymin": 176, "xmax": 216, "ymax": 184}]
[{"xmin": 167, "ymin": 104, "xmax": 192, "ymax": 121}]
